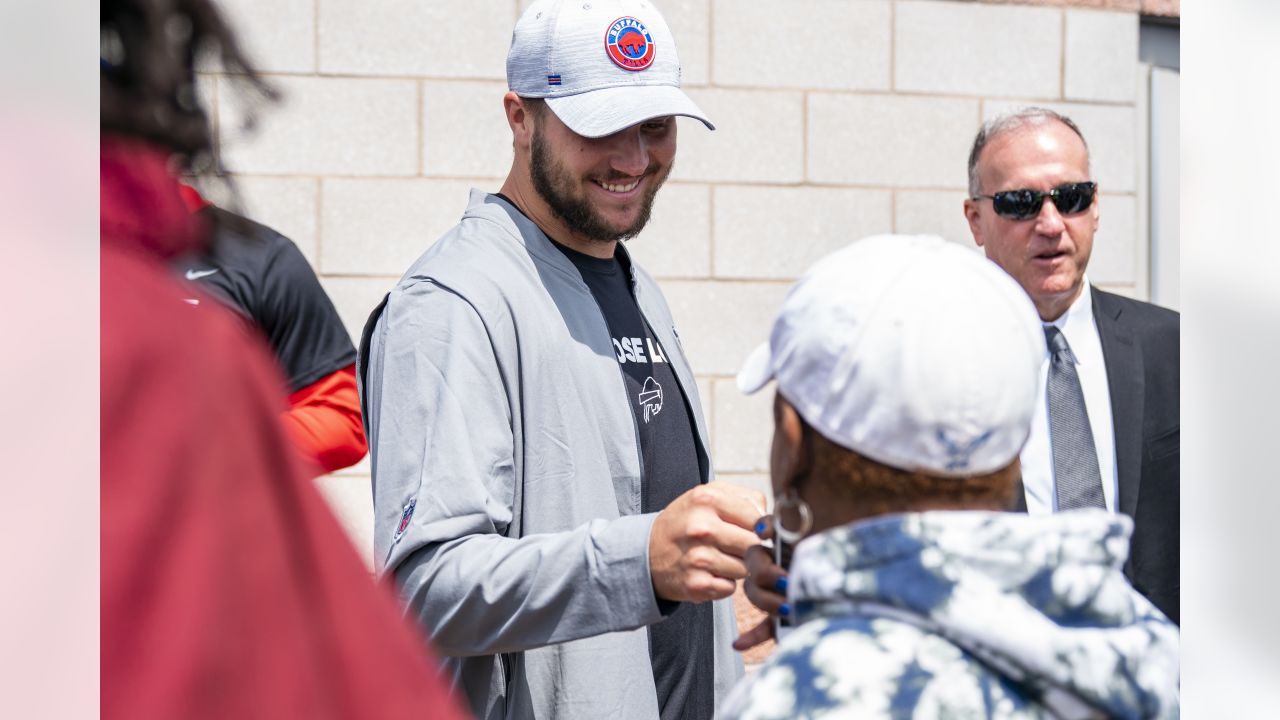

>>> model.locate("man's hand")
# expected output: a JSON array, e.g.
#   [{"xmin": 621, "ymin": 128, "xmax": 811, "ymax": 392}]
[{"xmin": 648, "ymin": 483, "xmax": 766, "ymax": 603}]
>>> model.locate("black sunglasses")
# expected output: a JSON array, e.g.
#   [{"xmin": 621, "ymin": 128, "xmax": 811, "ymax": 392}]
[{"xmin": 973, "ymin": 181, "xmax": 1097, "ymax": 221}]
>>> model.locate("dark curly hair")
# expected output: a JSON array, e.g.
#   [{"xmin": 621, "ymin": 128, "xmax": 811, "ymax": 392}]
[
  {"xmin": 101, "ymin": 0, "xmax": 276, "ymax": 172},
  {"xmin": 807, "ymin": 429, "xmax": 1022, "ymax": 518}
]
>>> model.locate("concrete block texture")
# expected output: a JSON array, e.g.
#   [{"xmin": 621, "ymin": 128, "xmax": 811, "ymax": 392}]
[
  {"xmin": 422, "ymin": 80, "xmax": 513, "ymax": 179},
  {"xmin": 320, "ymin": 178, "xmax": 477, "ymax": 276},
  {"xmin": 713, "ymin": 378, "xmax": 774, "ymax": 473},
  {"xmin": 696, "ymin": 377, "xmax": 714, "ymax": 430},
  {"xmin": 218, "ymin": 76, "xmax": 418, "ymax": 177},
  {"xmin": 624, "ymin": 183, "xmax": 713, "ymax": 279},
  {"xmin": 1140, "ymin": 0, "xmax": 1179, "ymax": 16},
  {"xmin": 894, "ymin": 190, "xmax": 981, "ymax": 249},
  {"xmin": 1093, "ymin": 283, "xmax": 1138, "ymax": 299},
  {"xmin": 657, "ymin": 280, "xmax": 790, "ymax": 377},
  {"xmin": 711, "ymin": 0, "xmax": 890, "ymax": 91},
  {"xmin": 215, "ymin": 0, "xmax": 315, "ymax": 73},
  {"xmin": 516, "ymin": 0, "xmax": 711, "ymax": 84},
  {"xmin": 1087, "ymin": 193, "xmax": 1137, "ymax": 285},
  {"xmin": 314, "ymin": 473, "xmax": 375, "ymax": 570},
  {"xmin": 977, "ymin": 0, "xmax": 1146, "ymax": 11},
  {"xmin": 1064, "ymin": 10, "xmax": 1139, "ymax": 102},
  {"xmin": 982, "ymin": 100, "xmax": 1136, "ymax": 192},
  {"xmin": 663, "ymin": 0, "xmax": 712, "ymax": 87},
  {"xmin": 229, "ymin": 176, "xmax": 321, "ymax": 265},
  {"xmin": 713, "ymin": 185, "xmax": 892, "ymax": 279},
  {"xmin": 895, "ymin": 1, "xmax": 1062, "ymax": 99},
  {"xmin": 672, "ymin": 89, "xmax": 804, "ymax": 184},
  {"xmin": 320, "ymin": 275, "xmax": 401, "ymax": 345},
  {"xmin": 318, "ymin": 0, "xmax": 513, "ymax": 78},
  {"xmin": 807, "ymin": 93, "xmax": 978, "ymax": 188}
]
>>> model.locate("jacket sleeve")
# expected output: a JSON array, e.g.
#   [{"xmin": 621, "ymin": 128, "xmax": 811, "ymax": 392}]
[{"xmin": 366, "ymin": 279, "xmax": 665, "ymax": 657}]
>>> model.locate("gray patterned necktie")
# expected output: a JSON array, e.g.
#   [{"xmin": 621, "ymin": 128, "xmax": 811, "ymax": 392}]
[{"xmin": 1044, "ymin": 326, "xmax": 1106, "ymax": 510}]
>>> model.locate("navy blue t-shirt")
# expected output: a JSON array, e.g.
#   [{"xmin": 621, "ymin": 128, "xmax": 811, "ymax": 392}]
[{"xmin": 548, "ymin": 238, "xmax": 714, "ymax": 720}]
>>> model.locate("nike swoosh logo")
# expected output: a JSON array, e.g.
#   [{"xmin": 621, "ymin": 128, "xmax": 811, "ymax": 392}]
[{"xmin": 185, "ymin": 268, "xmax": 219, "ymax": 280}]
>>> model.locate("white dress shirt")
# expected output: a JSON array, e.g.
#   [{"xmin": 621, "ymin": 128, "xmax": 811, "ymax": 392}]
[{"xmin": 1020, "ymin": 280, "xmax": 1119, "ymax": 513}]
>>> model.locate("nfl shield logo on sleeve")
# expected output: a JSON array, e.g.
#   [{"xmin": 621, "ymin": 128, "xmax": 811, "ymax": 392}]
[{"xmin": 394, "ymin": 498, "xmax": 416, "ymax": 542}]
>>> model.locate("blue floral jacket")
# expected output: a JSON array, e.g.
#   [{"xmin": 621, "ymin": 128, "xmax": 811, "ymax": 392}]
[{"xmin": 719, "ymin": 510, "xmax": 1179, "ymax": 719}]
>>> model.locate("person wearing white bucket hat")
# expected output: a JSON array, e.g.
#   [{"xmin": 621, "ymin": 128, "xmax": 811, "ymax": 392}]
[
  {"xmin": 359, "ymin": 1, "xmax": 758, "ymax": 719},
  {"xmin": 720, "ymin": 235, "xmax": 1180, "ymax": 719}
]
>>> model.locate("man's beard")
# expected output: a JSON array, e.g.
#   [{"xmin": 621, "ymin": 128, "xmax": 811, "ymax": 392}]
[{"xmin": 530, "ymin": 127, "xmax": 670, "ymax": 244}]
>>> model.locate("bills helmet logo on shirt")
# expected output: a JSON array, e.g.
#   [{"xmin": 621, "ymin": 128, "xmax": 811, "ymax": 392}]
[{"xmin": 605, "ymin": 17, "xmax": 655, "ymax": 71}]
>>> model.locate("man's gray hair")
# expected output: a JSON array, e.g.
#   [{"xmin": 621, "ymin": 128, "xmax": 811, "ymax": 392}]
[{"xmin": 967, "ymin": 107, "xmax": 1090, "ymax": 198}]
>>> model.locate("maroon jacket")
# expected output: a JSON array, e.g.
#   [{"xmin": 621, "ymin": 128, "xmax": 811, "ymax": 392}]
[{"xmin": 101, "ymin": 135, "xmax": 466, "ymax": 720}]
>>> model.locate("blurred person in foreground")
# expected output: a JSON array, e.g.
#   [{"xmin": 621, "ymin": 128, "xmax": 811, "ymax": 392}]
[
  {"xmin": 100, "ymin": 1, "xmax": 464, "ymax": 718},
  {"xmin": 963, "ymin": 108, "xmax": 1180, "ymax": 624},
  {"xmin": 360, "ymin": 1, "xmax": 762, "ymax": 718},
  {"xmin": 173, "ymin": 186, "xmax": 367, "ymax": 476},
  {"xmin": 721, "ymin": 235, "xmax": 1179, "ymax": 719}
]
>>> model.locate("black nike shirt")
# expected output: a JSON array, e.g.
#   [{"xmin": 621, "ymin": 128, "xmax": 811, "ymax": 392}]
[
  {"xmin": 173, "ymin": 207, "xmax": 356, "ymax": 393},
  {"xmin": 547, "ymin": 237, "xmax": 714, "ymax": 720}
]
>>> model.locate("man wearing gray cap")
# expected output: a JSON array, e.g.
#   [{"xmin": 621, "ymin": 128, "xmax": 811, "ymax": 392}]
[{"xmin": 359, "ymin": 2, "xmax": 760, "ymax": 719}]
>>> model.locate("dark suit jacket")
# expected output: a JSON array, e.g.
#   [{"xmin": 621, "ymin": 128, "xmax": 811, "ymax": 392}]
[{"xmin": 1014, "ymin": 287, "xmax": 1179, "ymax": 623}]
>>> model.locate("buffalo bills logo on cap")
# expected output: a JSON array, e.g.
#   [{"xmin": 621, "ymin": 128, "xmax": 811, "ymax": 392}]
[{"xmin": 605, "ymin": 17, "xmax": 655, "ymax": 71}]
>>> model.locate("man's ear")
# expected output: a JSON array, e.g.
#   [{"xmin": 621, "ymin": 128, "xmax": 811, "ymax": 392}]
[
  {"xmin": 504, "ymin": 92, "xmax": 535, "ymax": 149},
  {"xmin": 963, "ymin": 198, "xmax": 986, "ymax": 249}
]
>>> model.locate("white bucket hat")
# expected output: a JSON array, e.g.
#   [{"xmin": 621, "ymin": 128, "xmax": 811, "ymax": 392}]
[
  {"xmin": 507, "ymin": 0, "xmax": 714, "ymax": 138},
  {"xmin": 737, "ymin": 235, "xmax": 1046, "ymax": 477}
]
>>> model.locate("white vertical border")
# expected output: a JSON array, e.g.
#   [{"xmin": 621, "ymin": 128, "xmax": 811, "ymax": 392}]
[{"xmin": 1182, "ymin": 0, "xmax": 1280, "ymax": 713}]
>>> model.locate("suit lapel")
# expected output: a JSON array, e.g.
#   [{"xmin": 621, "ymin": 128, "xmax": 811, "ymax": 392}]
[{"xmin": 1093, "ymin": 288, "xmax": 1144, "ymax": 519}]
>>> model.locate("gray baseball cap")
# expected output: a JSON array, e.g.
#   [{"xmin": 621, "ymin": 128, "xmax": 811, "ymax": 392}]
[{"xmin": 506, "ymin": 0, "xmax": 714, "ymax": 138}]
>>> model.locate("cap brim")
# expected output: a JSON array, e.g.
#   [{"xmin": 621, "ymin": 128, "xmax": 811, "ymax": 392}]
[
  {"xmin": 545, "ymin": 84, "xmax": 714, "ymax": 139},
  {"xmin": 736, "ymin": 342, "xmax": 774, "ymax": 395}
]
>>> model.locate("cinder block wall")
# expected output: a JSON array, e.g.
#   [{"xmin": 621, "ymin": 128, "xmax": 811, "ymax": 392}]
[{"xmin": 201, "ymin": 0, "xmax": 1148, "ymax": 564}]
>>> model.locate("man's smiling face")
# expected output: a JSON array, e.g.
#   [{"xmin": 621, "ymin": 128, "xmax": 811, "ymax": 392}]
[{"xmin": 529, "ymin": 105, "xmax": 676, "ymax": 245}]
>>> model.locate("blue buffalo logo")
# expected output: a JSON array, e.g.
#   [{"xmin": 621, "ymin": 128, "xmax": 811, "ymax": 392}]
[{"xmin": 605, "ymin": 16, "xmax": 655, "ymax": 71}]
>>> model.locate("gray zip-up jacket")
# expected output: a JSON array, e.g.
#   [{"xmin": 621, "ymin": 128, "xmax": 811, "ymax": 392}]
[{"xmin": 360, "ymin": 190, "xmax": 743, "ymax": 720}]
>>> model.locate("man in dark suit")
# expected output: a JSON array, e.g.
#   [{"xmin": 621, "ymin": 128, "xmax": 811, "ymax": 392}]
[{"xmin": 963, "ymin": 108, "xmax": 1179, "ymax": 623}]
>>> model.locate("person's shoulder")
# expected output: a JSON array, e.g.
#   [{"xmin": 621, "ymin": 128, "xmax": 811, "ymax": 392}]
[
  {"xmin": 1092, "ymin": 287, "xmax": 1179, "ymax": 345},
  {"xmin": 1093, "ymin": 287, "xmax": 1178, "ymax": 324},
  {"xmin": 396, "ymin": 202, "xmax": 572, "ymax": 311},
  {"xmin": 203, "ymin": 206, "xmax": 290, "ymax": 249},
  {"xmin": 728, "ymin": 615, "xmax": 1019, "ymax": 718},
  {"xmin": 401, "ymin": 201, "xmax": 529, "ymax": 281},
  {"xmin": 198, "ymin": 205, "xmax": 303, "ymax": 277}
]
